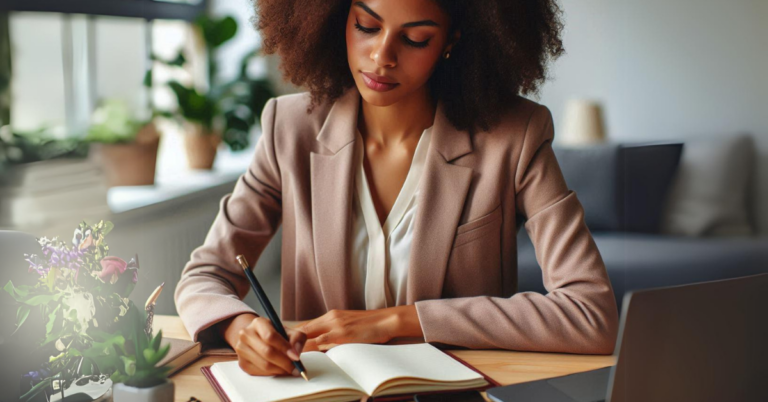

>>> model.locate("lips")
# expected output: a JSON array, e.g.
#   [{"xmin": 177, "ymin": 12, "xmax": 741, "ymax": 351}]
[
  {"xmin": 362, "ymin": 72, "xmax": 397, "ymax": 84},
  {"xmin": 361, "ymin": 72, "xmax": 399, "ymax": 92}
]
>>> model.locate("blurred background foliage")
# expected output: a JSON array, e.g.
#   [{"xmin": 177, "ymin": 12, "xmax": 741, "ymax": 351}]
[
  {"xmin": 159, "ymin": 14, "xmax": 275, "ymax": 151},
  {"xmin": 0, "ymin": 11, "xmax": 276, "ymax": 173}
]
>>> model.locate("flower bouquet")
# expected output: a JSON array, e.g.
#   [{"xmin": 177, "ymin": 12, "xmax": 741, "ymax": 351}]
[{"xmin": 3, "ymin": 220, "xmax": 154, "ymax": 401}]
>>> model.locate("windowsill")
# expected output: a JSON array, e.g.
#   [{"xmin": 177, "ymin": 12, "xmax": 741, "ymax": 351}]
[{"xmin": 107, "ymin": 124, "xmax": 259, "ymax": 214}]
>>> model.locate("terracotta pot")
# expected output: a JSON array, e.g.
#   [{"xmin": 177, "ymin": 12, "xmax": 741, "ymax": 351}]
[
  {"xmin": 183, "ymin": 123, "xmax": 221, "ymax": 170},
  {"xmin": 112, "ymin": 380, "xmax": 174, "ymax": 402},
  {"xmin": 90, "ymin": 122, "xmax": 160, "ymax": 187}
]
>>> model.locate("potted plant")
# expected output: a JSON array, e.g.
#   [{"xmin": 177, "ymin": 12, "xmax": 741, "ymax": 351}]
[
  {"xmin": 0, "ymin": 127, "xmax": 88, "ymax": 168},
  {"xmin": 156, "ymin": 14, "xmax": 276, "ymax": 169},
  {"xmin": 167, "ymin": 80, "xmax": 221, "ymax": 170},
  {"xmin": 2, "ymin": 220, "xmax": 148, "ymax": 401},
  {"xmin": 111, "ymin": 306, "xmax": 173, "ymax": 402},
  {"xmin": 85, "ymin": 99, "xmax": 160, "ymax": 187}
]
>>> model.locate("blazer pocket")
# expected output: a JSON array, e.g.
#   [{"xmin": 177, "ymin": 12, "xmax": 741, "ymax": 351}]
[{"xmin": 453, "ymin": 204, "xmax": 503, "ymax": 248}]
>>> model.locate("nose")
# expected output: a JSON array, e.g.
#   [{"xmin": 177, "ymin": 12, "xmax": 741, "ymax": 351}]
[{"xmin": 370, "ymin": 33, "xmax": 397, "ymax": 68}]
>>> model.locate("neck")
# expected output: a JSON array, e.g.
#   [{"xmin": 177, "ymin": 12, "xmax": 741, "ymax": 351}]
[{"xmin": 358, "ymin": 86, "xmax": 436, "ymax": 147}]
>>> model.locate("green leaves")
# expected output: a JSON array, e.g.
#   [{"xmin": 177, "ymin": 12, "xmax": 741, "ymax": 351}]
[
  {"xmin": 167, "ymin": 81, "xmax": 217, "ymax": 129},
  {"xmin": 108, "ymin": 304, "xmax": 172, "ymax": 388},
  {"xmin": 100, "ymin": 221, "xmax": 115, "ymax": 237},
  {"xmin": 143, "ymin": 68, "xmax": 152, "ymax": 88},
  {"xmin": 196, "ymin": 15, "xmax": 238, "ymax": 49},
  {"xmin": 45, "ymin": 266, "xmax": 58, "ymax": 292},
  {"xmin": 150, "ymin": 329, "xmax": 162, "ymax": 351},
  {"xmin": 14, "ymin": 305, "xmax": 30, "ymax": 335},
  {"xmin": 4, "ymin": 280, "xmax": 63, "ymax": 312},
  {"xmin": 5, "ymin": 220, "xmax": 157, "ymax": 399},
  {"xmin": 83, "ymin": 329, "xmax": 127, "ymax": 376},
  {"xmin": 24, "ymin": 293, "xmax": 62, "ymax": 306},
  {"xmin": 19, "ymin": 378, "xmax": 52, "ymax": 402},
  {"xmin": 121, "ymin": 356, "xmax": 137, "ymax": 377},
  {"xmin": 46, "ymin": 304, "xmax": 61, "ymax": 334},
  {"xmin": 143, "ymin": 343, "xmax": 170, "ymax": 367},
  {"xmin": 4, "ymin": 279, "xmax": 30, "ymax": 300},
  {"xmin": 84, "ymin": 100, "xmax": 147, "ymax": 144},
  {"xmin": 0, "ymin": 129, "xmax": 88, "ymax": 165},
  {"xmin": 148, "ymin": 14, "xmax": 275, "ymax": 152}
]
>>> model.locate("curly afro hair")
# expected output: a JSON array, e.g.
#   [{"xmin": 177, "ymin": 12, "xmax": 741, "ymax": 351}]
[{"xmin": 254, "ymin": 0, "xmax": 565, "ymax": 135}]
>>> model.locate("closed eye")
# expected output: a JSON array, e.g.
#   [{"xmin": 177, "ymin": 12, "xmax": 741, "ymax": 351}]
[
  {"xmin": 354, "ymin": 19, "xmax": 431, "ymax": 49},
  {"xmin": 354, "ymin": 20, "xmax": 378, "ymax": 34}
]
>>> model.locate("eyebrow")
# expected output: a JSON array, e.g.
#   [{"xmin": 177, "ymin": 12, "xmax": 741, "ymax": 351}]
[{"xmin": 353, "ymin": 1, "xmax": 439, "ymax": 27}]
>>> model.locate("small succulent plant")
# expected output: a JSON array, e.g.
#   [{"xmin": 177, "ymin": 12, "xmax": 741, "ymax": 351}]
[{"xmin": 110, "ymin": 305, "xmax": 171, "ymax": 388}]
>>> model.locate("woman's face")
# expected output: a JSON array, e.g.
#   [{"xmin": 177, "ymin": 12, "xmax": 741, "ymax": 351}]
[{"xmin": 345, "ymin": 0, "xmax": 457, "ymax": 107}]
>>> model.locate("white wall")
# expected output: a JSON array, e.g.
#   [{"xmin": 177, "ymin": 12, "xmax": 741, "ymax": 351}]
[
  {"xmin": 9, "ymin": 13, "xmax": 68, "ymax": 134},
  {"xmin": 9, "ymin": 13, "xmax": 150, "ymax": 135},
  {"xmin": 208, "ymin": 0, "xmax": 268, "ymax": 83},
  {"xmin": 537, "ymin": 0, "xmax": 768, "ymax": 234},
  {"xmin": 210, "ymin": 0, "xmax": 768, "ymax": 234}
]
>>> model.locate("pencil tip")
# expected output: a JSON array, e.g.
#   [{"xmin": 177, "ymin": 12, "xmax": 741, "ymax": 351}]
[{"xmin": 301, "ymin": 372, "xmax": 309, "ymax": 381}]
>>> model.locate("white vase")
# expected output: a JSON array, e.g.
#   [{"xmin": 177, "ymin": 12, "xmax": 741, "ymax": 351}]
[{"xmin": 112, "ymin": 380, "xmax": 174, "ymax": 402}]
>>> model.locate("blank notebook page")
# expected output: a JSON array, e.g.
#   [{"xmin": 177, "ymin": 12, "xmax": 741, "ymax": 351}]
[
  {"xmin": 210, "ymin": 352, "xmax": 364, "ymax": 402},
  {"xmin": 326, "ymin": 343, "xmax": 485, "ymax": 396}
]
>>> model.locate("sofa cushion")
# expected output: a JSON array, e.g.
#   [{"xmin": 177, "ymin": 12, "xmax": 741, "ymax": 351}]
[
  {"xmin": 552, "ymin": 143, "xmax": 621, "ymax": 231},
  {"xmin": 553, "ymin": 142, "xmax": 683, "ymax": 233},
  {"xmin": 660, "ymin": 134, "xmax": 754, "ymax": 237},
  {"xmin": 516, "ymin": 229, "xmax": 768, "ymax": 310}
]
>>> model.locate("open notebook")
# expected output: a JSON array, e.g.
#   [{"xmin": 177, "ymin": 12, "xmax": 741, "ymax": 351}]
[{"xmin": 202, "ymin": 343, "xmax": 495, "ymax": 402}]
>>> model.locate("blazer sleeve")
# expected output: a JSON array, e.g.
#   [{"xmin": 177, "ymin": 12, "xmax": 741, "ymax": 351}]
[
  {"xmin": 414, "ymin": 104, "xmax": 619, "ymax": 354},
  {"xmin": 174, "ymin": 97, "xmax": 281, "ymax": 343}
]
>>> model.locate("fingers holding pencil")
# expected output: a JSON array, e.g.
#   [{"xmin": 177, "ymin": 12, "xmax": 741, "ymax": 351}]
[
  {"xmin": 235, "ymin": 254, "xmax": 309, "ymax": 381},
  {"xmin": 234, "ymin": 316, "xmax": 308, "ymax": 377}
]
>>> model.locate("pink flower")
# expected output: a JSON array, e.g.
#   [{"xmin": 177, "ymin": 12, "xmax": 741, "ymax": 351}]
[{"xmin": 98, "ymin": 256, "xmax": 127, "ymax": 284}]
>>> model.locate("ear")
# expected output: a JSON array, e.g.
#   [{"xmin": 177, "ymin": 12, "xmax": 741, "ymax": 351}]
[{"xmin": 445, "ymin": 29, "xmax": 461, "ymax": 53}]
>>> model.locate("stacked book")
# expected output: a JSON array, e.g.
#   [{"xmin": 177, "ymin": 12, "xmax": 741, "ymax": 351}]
[{"xmin": 0, "ymin": 158, "xmax": 110, "ymax": 231}]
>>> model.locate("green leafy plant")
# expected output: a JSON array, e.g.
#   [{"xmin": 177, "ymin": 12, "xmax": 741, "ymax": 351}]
[
  {"xmin": 0, "ymin": 127, "xmax": 88, "ymax": 171},
  {"xmin": 83, "ymin": 99, "xmax": 151, "ymax": 144},
  {"xmin": 110, "ymin": 305, "xmax": 171, "ymax": 388},
  {"xmin": 0, "ymin": 73, "xmax": 152, "ymax": 173},
  {"xmin": 153, "ymin": 14, "xmax": 276, "ymax": 151}
]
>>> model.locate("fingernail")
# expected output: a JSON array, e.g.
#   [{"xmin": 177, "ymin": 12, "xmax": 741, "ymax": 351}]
[
  {"xmin": 294, "ymin": 343, "xmax": 303, "ymax": 356},
  {"xmin": 292, "ymin": 368, "xmax": 299, "ymax": 377},
  {"xmin": 287, "ymin": 349, "xmax": 299, "ymax": 361}
]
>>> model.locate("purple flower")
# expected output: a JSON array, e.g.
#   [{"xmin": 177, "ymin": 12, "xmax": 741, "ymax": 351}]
[{"xmin": 24, "ymin": 237, "xmax": 87, "ymax": 280}]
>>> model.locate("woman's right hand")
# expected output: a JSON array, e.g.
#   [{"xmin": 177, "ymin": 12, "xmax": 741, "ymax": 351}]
[{"xmin": 220, "ymin": 313, "xmax": 308, "ymax": 376}]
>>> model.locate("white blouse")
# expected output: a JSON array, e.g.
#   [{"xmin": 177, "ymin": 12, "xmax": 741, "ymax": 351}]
[{"xmin": 351, "ymin": 125, "xmax": 434, "ymax": 310}]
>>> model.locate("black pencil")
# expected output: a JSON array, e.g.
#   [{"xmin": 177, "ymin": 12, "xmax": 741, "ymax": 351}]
[{"xmin": 236, "ymin": 255, "xmax": 309, "ymax": 381}]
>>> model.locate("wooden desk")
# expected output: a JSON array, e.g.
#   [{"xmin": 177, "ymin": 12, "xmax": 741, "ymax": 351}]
[{"xmin": 155, "ymin": 315, "xmax": 616, "ymax": 402}]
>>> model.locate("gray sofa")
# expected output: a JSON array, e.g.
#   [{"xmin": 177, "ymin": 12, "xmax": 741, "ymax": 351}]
[
  {"xmin": 516, "ymin": 229, "xmax": 768, "ymax": 310},
  {"xmin": 517, "ymin": 137, "xmax": 768, "ymax": 309}
]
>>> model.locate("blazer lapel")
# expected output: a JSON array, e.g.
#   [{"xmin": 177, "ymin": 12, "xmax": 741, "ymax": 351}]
[
  {"xmin": 310, "ymin": 87, "xmax": 361, "ymax": 311},
  {"xmin": 406, "ymin": 100, "xmax": 474, "ymax": 304},
  {"xmin": 309, "ymin": 87, "xmax": 474, "ymax": 308}
]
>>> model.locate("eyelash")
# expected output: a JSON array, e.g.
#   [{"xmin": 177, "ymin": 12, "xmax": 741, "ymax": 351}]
[{"xmin": 354, "ymin": 20, "xmax": 430, "ymax": 49}]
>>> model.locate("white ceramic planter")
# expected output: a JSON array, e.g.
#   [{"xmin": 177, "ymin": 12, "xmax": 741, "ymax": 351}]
[{"xmin": 112, "ymin": 380, "xmax": 174, "ymax": 402}]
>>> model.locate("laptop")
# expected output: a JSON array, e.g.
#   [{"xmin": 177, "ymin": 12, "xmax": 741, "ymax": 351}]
[{"xmin": 487, "ymin": 273, "xmax": 768, "ymax": 402}]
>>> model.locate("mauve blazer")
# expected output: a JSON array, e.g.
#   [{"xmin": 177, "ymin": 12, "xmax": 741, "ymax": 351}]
[{"xmin": 175, "ymin": 85, "xmax": 620, "ymax": 354}]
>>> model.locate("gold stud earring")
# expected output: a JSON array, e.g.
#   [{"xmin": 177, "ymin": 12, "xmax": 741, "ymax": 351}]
[{"xmin": 443, "ymin": 51, "xmax": 451, "ymax": 59}]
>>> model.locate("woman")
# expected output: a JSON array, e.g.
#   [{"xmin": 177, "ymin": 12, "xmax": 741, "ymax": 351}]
[{"xmin": 175, "ymin": 0, "xmax": 619, "ymax": 377}]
